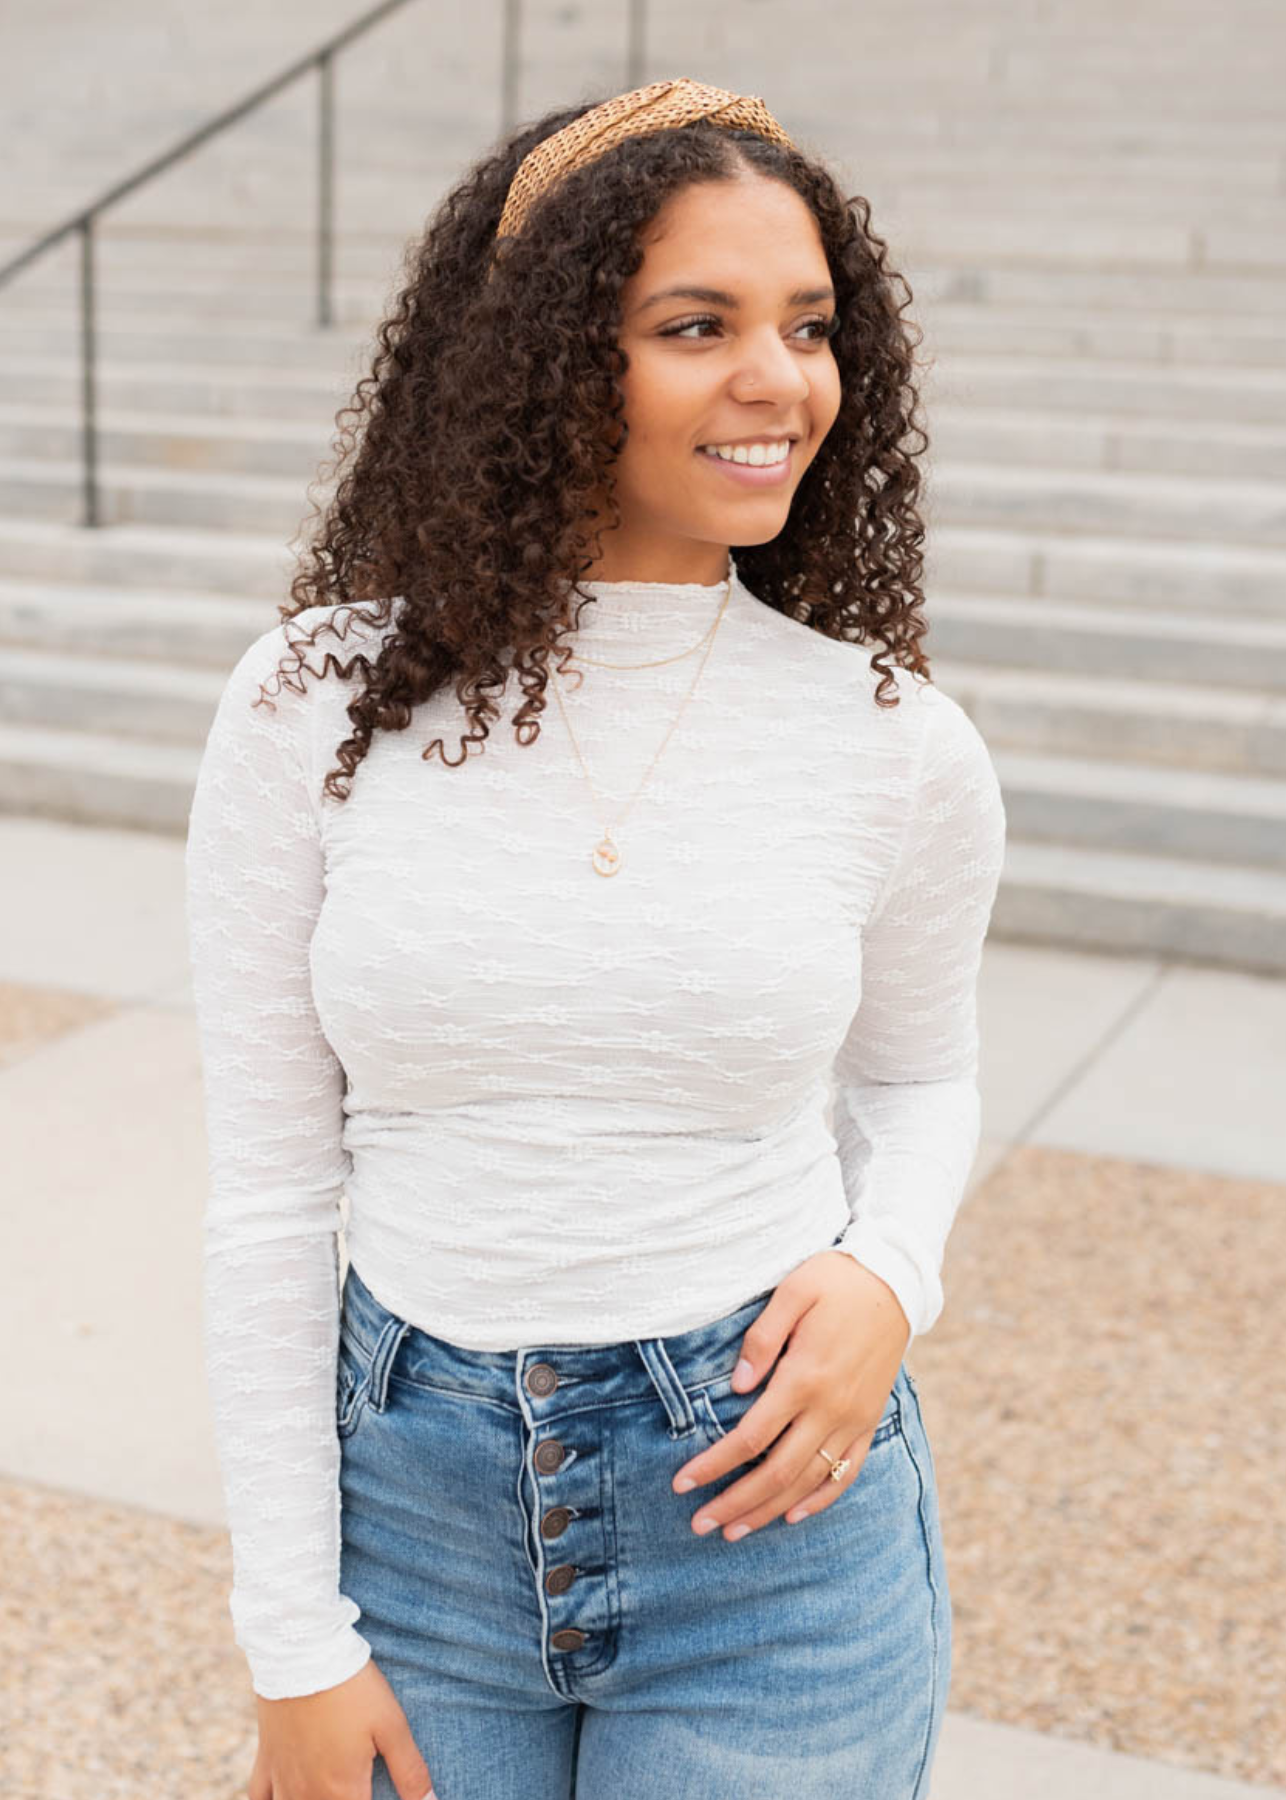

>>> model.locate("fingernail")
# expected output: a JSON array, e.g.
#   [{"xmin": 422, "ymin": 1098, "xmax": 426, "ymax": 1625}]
[
  {"xmin": 693, "ymin": 1514, "xmax": 718, "ymax": 1534},
  {"xmin": 725, "ymin": 1522, "xmax": 751, "ymax": 1541},
  {"xmin": 732, "ymin": 1358, "xmax": 754, "ymax": 1389},
  {"xmin": 673, "ymin": 1474, "xmax": 695, "ymax": 1493}
]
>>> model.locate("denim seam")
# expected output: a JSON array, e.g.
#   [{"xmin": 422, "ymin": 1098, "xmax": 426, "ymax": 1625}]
[
  {"xmin": 336, "ymin": 1339, "xmax": 373, "ymax": 1439},
  {"xmin": 897, "ymin": 1404, "xmax": 944, "ymax": 1800},
  {"xmin": 513, "ymin": 1356, "xmax": 566, "ymax": 1698},
  {"xmin": 385, "ymin": 1376, "xmax": 732, "ymax": 1425}
]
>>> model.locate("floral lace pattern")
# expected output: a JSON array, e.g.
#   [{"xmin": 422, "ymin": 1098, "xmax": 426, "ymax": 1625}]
[{"xmin": 184, "ymin": 569, "xmax": 1007, "ymax": 1696}]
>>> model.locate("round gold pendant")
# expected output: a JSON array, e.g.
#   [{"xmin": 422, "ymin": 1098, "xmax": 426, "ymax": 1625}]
[{"xmin": 592, "ymin": 835, "xmax": 621, "ymax": 876}]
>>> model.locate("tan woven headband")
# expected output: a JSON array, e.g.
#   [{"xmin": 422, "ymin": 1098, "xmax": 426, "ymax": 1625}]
[{"xmin": 495, "ymin": 75, "xmax": 796, "ymax": 241}]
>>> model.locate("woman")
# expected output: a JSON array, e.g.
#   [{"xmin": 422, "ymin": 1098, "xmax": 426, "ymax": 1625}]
[{"xmin": 185, "ymin": 76, "xmax": 1007, "ymax": 1800}]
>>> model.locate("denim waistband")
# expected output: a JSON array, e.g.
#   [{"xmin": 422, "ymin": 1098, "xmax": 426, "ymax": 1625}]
[{"xmin": 338, "ymin": 1238, "xmax": 845, "ymax": 1421}]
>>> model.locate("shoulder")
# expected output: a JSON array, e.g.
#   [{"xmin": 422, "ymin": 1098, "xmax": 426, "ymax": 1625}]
[
  {"xmin": 215, "ymin": 601, "xmax": 396, "ymax": 720},
  {"xmin": 906, "ymin": 678, "xmax": 1000, "ymax": 786},
  {"xmin": 902, "ymin": 678, "xmax": 1008, "ymax": 856}
]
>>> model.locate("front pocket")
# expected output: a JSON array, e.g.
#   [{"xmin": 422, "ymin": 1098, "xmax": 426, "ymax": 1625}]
[
  {"xmin": 695, "ymin": 1370, "xmax": 904, "ymax": 1457},
  {"xmin": 336, "ymin": 1337, "xmax": 370, "ymax": 1440}
]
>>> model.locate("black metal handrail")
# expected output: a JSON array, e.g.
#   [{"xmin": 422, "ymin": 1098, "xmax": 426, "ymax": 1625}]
[{"xmin": 0, "ymin": 0, "xmax": 648, "ymax": 529}]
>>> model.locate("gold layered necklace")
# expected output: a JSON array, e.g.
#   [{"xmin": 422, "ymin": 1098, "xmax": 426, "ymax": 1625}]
[{"xmin": 548, "ymin": 575, "xmax": 733, "ymax": 876}]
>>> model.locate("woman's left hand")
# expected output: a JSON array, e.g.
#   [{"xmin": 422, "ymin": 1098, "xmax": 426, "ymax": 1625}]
[{"xmin": 671, "ymin": 1249, "xmax": 911, "ymax": 1541}]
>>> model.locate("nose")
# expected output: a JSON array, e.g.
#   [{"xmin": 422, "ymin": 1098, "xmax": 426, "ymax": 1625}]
[{"xmin": 731, "ymin": 328, "xmax": 811, "ymax": 405}]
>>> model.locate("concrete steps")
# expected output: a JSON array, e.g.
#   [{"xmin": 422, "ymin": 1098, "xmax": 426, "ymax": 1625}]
[
  {"xmin": 6, "ymin": 642, "xmax": 1285, "ymax": 867},
  {"xmin": 6, "ymin": 449, "xmax": 1286, "ymax": 549},
  {"xmin": 0, "ymin": 577, "xmax": 269, "ymax": 663},
  {"xmin": 3, "ymin": 707, "xmax": 1284, "ymax": 974},
  {"xmin": 8, "ymin": 395, "xmax": 1286, "ymax": 486},
  {"xmin": 926, "ymin": 462, "xmax": 1286, "ymax": 547},
  {"xmin": 924, "ymin": 527, "xmax": 1286, "ymax": 618},
  {"xmin": 0, "ymin": 355, "xmax": 352, "ymax": 421},
  {"xmin": 994, "ymin": 837, "xmax": 1286, "ymax": 977},
  {"xmin": 7, "ymin": 348, "xmax": 1286, "ymax": 427},
  {"xmin": 6, "ymin": 396, "xmax": 1286, "ymax": 485},
  {"xmin": 994, "ymin": 747, "xmax": 1286, "ymax": 871},
  {"xmin": 0, "ymin": 517, "xmax": 287, "ymax": 597},
  {"xmin": 928, "ymin": 593, "xmax": 1286, "ymax": 687},
  {"xmin": 5, "ymin": 237, "xmax": 1286, "ymax": 312},
  {"xmin": 8, "ymin": 300, "xmax": 1286, "ymax": 371},
  {"xmin": 1, "ymin": 4, "xmax": 1284, "ymax": 980},
  {"xmin": 932, "ymin": 658, "xmax": 1286, "ymax": 777},
  {"xmin": 6, "ymin": 344, "xmax": 1286, "ymax": 418}
]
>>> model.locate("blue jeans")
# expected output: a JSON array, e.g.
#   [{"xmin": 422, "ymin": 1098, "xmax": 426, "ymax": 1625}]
[{"xmin": 337, "ymin": 1252, "xmax": 952, "ymax": 1800}]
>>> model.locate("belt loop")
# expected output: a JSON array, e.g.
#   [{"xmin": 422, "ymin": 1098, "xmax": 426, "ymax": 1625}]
[
  {"xmin": 368, "ymin": 1313, "xmax": 411, "ymax": 1412},
  {"xmin": 634, "ymin": 1337, "xmax": 698, "ymax": 1438}
]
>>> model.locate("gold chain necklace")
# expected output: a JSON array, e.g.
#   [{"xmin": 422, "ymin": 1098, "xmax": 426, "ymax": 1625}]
[{"xmin": 548, "ymin": 575, "xmax": 733, "ymax": 876}]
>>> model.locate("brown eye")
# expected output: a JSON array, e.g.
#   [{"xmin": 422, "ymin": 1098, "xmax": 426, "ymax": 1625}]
[{"xmin": 659, "ymin": 314, "xmax": 839, "ymax": 343}]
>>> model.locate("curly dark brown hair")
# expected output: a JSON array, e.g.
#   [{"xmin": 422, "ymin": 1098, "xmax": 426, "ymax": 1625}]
[{"xmin": 253, "ymin": 91, "xmax": 934, "ymax": 802}]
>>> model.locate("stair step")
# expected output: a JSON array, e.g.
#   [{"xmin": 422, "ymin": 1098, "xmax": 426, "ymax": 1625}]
[
  {"xmin": 927, "ymin": 460, "xmax": 1286, "ymax": 548},
  {"xmin": 4, "ymin": 642, "xmax": 1285, "ymax": 869},
  {"xmin": 995, "ymin": 838, "xmax": 1286, "ymax": 976},
  {"xmin": 0, "ymin": 454, "xmax": 322, "ymax": 534},
  {"xmin": 0, "ymin": 579, "xmax": 271, "ymax": 665},
  {"xmin": 1, "ymin": 719, "xmax": 1281, "ymax": 974},
  {"xmin": 0, "ymin": 647, "xmax": 226, "ymax": 744},
  {"xmin": 12, "ymin": 232, "xmax": 1282, "ymax": 306},
  {"xmin": 0, "ymin": 517, "xmax": 288, "ymax": 598},
  {"xmin": 9, "ymin": 237, "xmax": 1286, "ymax": 316},
  {"xmin": 0, "ymin": 354, "xmax": 349, "ymax": 423},
  {"xmin": 0, "ymin": 318, "xmax": 379, "ymax": 368},
  {"xmin": 9, "ymin": 288, "xmax": 1286, "ymax": 368},
  {"xmin": 928, "ymin": 353, "xmax": 1286, "ymax": 424},
  {"xmin": 933, "ymin": 658, "xmax": 1286, "ymax": 777},
  {"xmin": 0, "ymin": 402, "xmax": 327, "ymax": 480},
  {"xmin": 4, "ymin": 448, "xmax": 1284, "ymax": 545},
  {"xmin": 4, "ymin": 582, "xmax": 1282, "ymax": 777},
  {"xmin": 992, "ymin": 746, "xmax": 1286, "ymax": 869},
  {"xmin": 0, "ymin": 721, "xmax": 201, "ymax": 833},
  {"xmin": 6, "ymin": 398, "xmax": 1285, "ymax": 486},
  {"xmin": 928, "ymin": 592, "xmax": 1286, "ymax": 688},
  {"xmin": 926, "ymin": 526, "xmax": 1286, "ymax": 617},
  {"xmin": 4, "ymin": 347, "xmax": 1284, "ymax": 428},
  {"xmin": 929, "ymin": 405, "xmax": 1286, "ymax": 482}
]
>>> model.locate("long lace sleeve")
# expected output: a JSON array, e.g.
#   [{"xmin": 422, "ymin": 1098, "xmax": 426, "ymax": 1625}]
[
  {"xmin": 184, "ymin": 625, "xmax": 372, "ymax": 1700},
  {"xmin": 830, "ymin": 682, "xmax": 1008, "ymax": 1345}
]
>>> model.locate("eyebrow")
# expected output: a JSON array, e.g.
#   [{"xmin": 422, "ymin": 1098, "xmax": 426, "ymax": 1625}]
[{"xmin": 635, "ymin": 283, "xmax": 836, "ymax": 313}]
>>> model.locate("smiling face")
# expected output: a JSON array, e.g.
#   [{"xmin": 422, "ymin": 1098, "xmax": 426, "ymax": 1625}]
[{"xmin": 580, "ymin": 169, "xmax": 844, "ymax": 584}]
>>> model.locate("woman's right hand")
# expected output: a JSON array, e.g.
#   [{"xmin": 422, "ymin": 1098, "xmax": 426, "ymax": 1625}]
[{"xmin": 247, "ymin": 1656, "xmax": 435, "ymax": 1800}]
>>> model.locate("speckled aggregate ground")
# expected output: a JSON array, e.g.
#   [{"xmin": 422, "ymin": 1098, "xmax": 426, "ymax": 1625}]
[
  {"xmin": 1, "ymin": 983, "xmax": 1280, "ymax": 1795},
  {"xmin": 913, "ymin": 1140, "xmax": 1284, "ymax": 1790}
]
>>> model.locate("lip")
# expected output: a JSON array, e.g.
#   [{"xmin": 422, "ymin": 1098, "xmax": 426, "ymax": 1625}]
[{"xmin": 695, "ymin": 442, "xmax": 795, "ymax": 487}]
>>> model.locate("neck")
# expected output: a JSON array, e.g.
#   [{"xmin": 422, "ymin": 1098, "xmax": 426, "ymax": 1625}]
[{"xmin": 575, "ymin": 541, "xmax": 732, "ymax": 588}]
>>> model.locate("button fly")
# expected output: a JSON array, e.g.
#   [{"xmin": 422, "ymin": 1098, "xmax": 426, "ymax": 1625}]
[
  {"xmin": 540, "ymin": 1506, "xmax": 573, "ymax": 1538},
  {"xmin": 525, "ymin": 1363, "xmax": 558, "ymax": 1397},
  {"xmin": 550, "ymin": 1628, "xmax": 586, "ymax": 1652},
  {"xmin": 545, "ymin": 1562, "xmax": 577, "ymax": 1595},
  {"xmin": 534, "ymin": 1438, "xmax": 566, "ymax": 1473}
]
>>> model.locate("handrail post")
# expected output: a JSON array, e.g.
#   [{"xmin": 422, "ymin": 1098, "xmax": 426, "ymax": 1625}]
[
  {"xmin": 318, "ymin": 49, "xmax": 335, "ymax": 328},
  {"xmin": 78, "ymin": 215, "xmax": 100, "ymax": 528},
  {"xmin": 625, "ymin": 0, "xmax": 646, "ymax": 89},
  {"xmin": 500, "ymin": 0, "xmax": 520, "ymax": 136},
  {"xmin": 0, "ymin": 0, "xmax": 437, "ymax": 525}
]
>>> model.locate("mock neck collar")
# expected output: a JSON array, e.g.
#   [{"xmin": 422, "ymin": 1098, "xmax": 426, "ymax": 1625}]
[{"xmin": 561, "ymin": 566, "xmax": 744, "ymax": 663}]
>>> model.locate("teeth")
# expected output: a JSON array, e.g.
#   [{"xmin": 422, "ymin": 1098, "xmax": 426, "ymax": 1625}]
[{"xmin": 701, "ymin": 441, "xmax": 791, "ymax": 466}]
